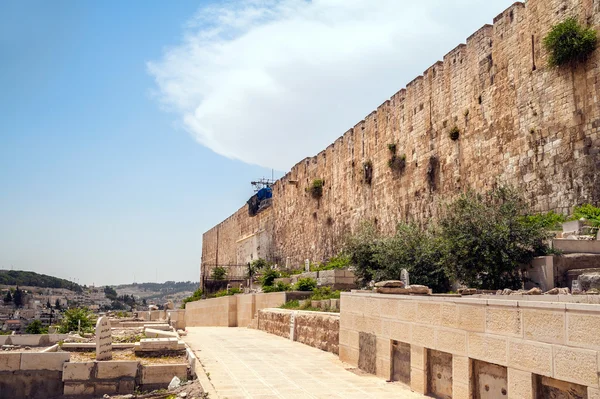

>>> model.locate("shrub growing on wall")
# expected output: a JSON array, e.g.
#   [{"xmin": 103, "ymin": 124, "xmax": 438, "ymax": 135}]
[
  {"xmin": 449, "ymin": 126, "xmax": 460, "ymax": 141},
  {"xmin": 363, "ymin": 160, "xmax": 373, "ymax": 185},
  {"xmin": 544, "ymin": 17, "xmax": 597, "ymax": 67},
  {"xmin": 308, "ymin": 179, "xmax": 324, "ymax": 199}
]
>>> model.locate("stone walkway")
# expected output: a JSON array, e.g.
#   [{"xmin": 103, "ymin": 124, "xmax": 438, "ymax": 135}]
[{"xmin": 184, "ymin": 327, "xmax": 425, "ymax": 399}]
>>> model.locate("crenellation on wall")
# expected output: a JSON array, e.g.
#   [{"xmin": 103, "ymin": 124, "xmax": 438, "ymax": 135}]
[{"xmin": 202, "ymin": 0, "xmax": 600, "ymax": 269}]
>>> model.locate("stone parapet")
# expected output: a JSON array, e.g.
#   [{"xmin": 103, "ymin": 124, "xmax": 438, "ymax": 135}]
[{"xmin": 340, "ymin": 292, "xmax": 600, "ymax": 397}]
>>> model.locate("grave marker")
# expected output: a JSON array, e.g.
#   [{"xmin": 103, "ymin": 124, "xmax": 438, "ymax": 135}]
[
  {"xmin": 401, "ymin": 269, "xmax": 410, "ymax": 287},
  {"xmin": 95, "ymin": 316, "xmax": 112, "ymax": 361},
  {"xmin": 305, "ymin": 259, "xmax": 310, "ymax": 272}
]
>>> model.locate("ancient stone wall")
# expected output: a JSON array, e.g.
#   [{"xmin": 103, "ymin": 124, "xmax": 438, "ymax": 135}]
[{"xmin": 203, "ymin": 0, "xmax": 600, "ymax": 269}]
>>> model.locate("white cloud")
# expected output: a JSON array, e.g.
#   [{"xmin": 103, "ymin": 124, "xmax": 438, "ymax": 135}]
[{"xmin": 148, "ymin": 0, "xmax": 513, "ymax": 171}]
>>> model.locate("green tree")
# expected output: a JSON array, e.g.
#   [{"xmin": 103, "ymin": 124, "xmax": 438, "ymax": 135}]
[
  {"xmin": 57, "ymin": 307, "xmax": 95, "ymax": 334},
  {"xmin": 54, "ymin": 298, "xmax": 61, "ymax": 310},
  {"xmin": 345, "ymin": 222, "xmax": 382, "ymax": 286},
  {"xmin": 374, "ymin": 223, "xmax": 450, "ymax": 293},
  {"xmin": 3, "ymin": 290, "xmax": 12, "ymax": 304},
  {"xmin": 142, "ymin": 298, "xmax": 147, "ymax": 306},
  {"xmin": 211, "ymin": 266, "xmax": 227, "ymax": 281},
  {"xmin": 260, "ymin": 268, "xmax": 279, "ymax": 287},
  {"xmin": 25, "ymin": 320, "xmax": 47, "ymax": 334},
  {"xmin": 13, "ymin": 286, "xmax": 23, "ymax": 308},
  {"xmin": 46, "ymin": 299, "xmax": 51, "ymax": 309},
  {"xmin": 439, "ymin": 187, "xmax": 552, "ymax": 290}
]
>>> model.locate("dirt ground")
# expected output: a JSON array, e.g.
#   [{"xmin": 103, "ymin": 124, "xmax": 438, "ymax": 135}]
[{"xmin": 69, "ymin": 348, "xmax": 187, "ymax": 365}]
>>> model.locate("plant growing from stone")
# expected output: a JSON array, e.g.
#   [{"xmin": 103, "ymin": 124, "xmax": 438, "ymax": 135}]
[
  {"xmin": 294, "ymin": 277, "xmax": 317, "ymax": 291},
  {"xmin": 362, "ymin": 160, "xmax": 373, "ymax": 185},
  {"xmin": 211, "ymin": 266, "xmax": 227, "ymax": 281},
  {"xmin": 307, "ymin": 179, "xmax": 324, "ymax": 199},
  {"xmin": 449, "ymin": 126, "xmax": 460, "ymax": 141},
  {"xmin": 544, "ymin": 17, "xmax": 597, "ymax": 67}
]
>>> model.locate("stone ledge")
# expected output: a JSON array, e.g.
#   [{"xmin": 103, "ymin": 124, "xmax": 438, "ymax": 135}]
[
  {"xmin": 140, "ymin": 363, "xmax": 189, "ymax": 385},
  {"xmin": 20, "ymin": 352, "xmax": 70, "ymax": 371}
]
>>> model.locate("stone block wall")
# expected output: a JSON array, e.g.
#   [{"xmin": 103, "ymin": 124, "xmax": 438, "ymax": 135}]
[
  {"xmin": 184, "ymin": 292, "xmax": 304, "ymax": 328},
  {"xmin": 202, "ymin": 0, "xmax": 600, "ymax": 274},
  {"xmin": 339, "ymin": 292, "xmax": 600, "ymax": 398},
  {"xmin": 0, "ymin": 334, "xmax": 68, "ymax": 347},
  {"xmin": 257, "ymin": 308, "xmax": 340, "ymax": 354},
  {"xmin": 0, "ymin": 352, "xmax": 70, "ymax": 399}
]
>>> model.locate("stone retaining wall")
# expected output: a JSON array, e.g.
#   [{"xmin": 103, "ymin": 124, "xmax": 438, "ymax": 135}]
[
  {"xmin": 184, "ymin": 292, "xmax": 310, "ymax": 328},
  {"xmin": 340, "ymin": 292, "xmax": 600, "ymax": 398},
  {"xmin": 0, "ymin": 334, "xmax": 68, "ymax": 347},
  {"xmin": 0, "ymin": 352, "xmax": 70, "ymax": 399},
  {"xmin": 257, "ymin": 309, "xmax": 339, "ymax": 354}
]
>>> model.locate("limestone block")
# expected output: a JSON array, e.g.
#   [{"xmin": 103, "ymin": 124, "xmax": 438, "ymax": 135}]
[
  {"xmin": 418, "ymin": 302, "xmax": 442, "ymax": 325},
  {"xmin": 0, "ymin": 353, "xmax": 21, "ymax": 371},
  {"xmin": 468, "ymin": 332, "xmax": 507, "ymax": 366},
  {"xmin": 95, "ymin": 382, "xmax": 119, "ymax": 395},
  {"xmin": 410, "ymin": 367, "xmax": 427, "ymax": 394},
  {"xmin": 63, "ymin": 382, "xmax": 95, "ymax": 396},
  {"xmin": 553, "ymin": 345, "xmax": 599, "ymax": 387},
  {"xmin": 379, "ymin": 298, "xmax": 400, "ymax": 319},
  {"xmin": 453, "ymin": 355, "xmax": 470, "ymax": 384},
  {"xmin": 20, "ymin": 352, "xmax": 70, "ymax": 371},
  {"xmin": 397, "ymin": 301, "xmax": 418, "ymax": 323},
  {"xmin": 441, "ymin": 303, "xmax": 458, "ymax": 329},
  {"xmin": 362, "ymin": 297, "xmax": 380, "ymax": 318},
  {"xmin": 376, "ymin": 358, "xmax": 391, "ymax": 380},
  {"xmin": 411, "ymin": 324, "xmax": 436, "ymax": 348},
  {"xmin": 589, "ymin": 387, "xmax": 600, "ymax": 399},
  {"xmin": 62, "ymin": 362, "xmax": 95, "ymax": 381},
  {"xmin": 96, "ymin": 361, "xmax": 139, "ymax": 379},
  {"xmin": 411, "ymin": 345, "xmax": 426, "ymax": 370},
  {"xmin": 486, "ymin": 307, "xmax": 522, "ymax": 337},
  {"xmin": 144, "ymin": 328, "xmax": 178, "ymax": 339},
  {"xmin": 363, "ymin": 316, "xmax": 383, "ymax": 335},
  {"xmin": 523, "ymin": 309, "xmax": 565, "ymax": 344},
  {"xmin": 339, "ymin": 344, "xmax": 359, "ymax": 366},
  {"xmin": 507, "ymin": 368, "xmax": 533, "ymax": 399},
  {"xmin": 143, "ymin": 324, "xmax": 171, "ymax": 331},
  {"xmin": 118, "ymin": 379, "xmax": 135, "ymax": 394},
  {"xmin": 141, "ymin": 364, "xmax": 188, "ymax": 384},
  {"xmin": 376, "ymin": 337, "xmax": 391, "ymax": 361},
  {"xmin": 339, "ymin": 328, "xmax": 359, "ymax": 349},
  {"xmin": 507, "ymin": 339, "xmax": 553, "ymax": 376},
  {"xmin": 453, "ymin": 382, "xmax": 470, "ymax": 399},
  {"xmin": 436, "ymin": 328, "xmax": 467, "ymax": 356},
  {"xmin": 382, "ymin": 319, "xmax": 411, "ymax": 343},
  {"xmin": 567, "ymin": 312, "xmax": 600, "ymax": 349},
  {"xmin": 457, "ymin": 305, "xmax": 485, "ymax": 332}
]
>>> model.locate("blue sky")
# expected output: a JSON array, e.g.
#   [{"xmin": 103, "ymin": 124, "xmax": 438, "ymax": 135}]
[
  {"xmin": 0, "ymin": 0, "xmax": 513, "ymax": 286},
  {"xmin": 0, "ymin": 1, "xmax": 275, "ymax": 285}
]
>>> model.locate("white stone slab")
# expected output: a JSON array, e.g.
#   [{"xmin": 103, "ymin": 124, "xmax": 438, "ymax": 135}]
[{"xmin": 95, "ymin": 316, "xmax": 112, "ymax": 361}]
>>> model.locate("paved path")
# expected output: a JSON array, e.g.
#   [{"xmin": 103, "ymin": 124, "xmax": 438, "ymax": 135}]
[{"xmin": 184, "ymin": 327, "xmax": 425, "ymax": 399}]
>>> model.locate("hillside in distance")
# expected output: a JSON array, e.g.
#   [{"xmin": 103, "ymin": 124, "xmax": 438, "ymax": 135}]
[
  {"xmin": 114, "ymin": 281, "xmax": 199, "ymax": 304},
  {"xmin": 0, "ymin": 270, "xmax": 83, "ymax": 292}
]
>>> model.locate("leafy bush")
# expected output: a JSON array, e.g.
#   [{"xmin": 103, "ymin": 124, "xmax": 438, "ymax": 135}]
[
  {"xmin": 263, "ymin": 281, "xmax": 291, "ymax": 293},
  {"xmin": 260, "ymin": 268, "xmax": 279, "ymax": 287},
  {"xmin": 523, "ymin": 211, "xmax": 567, "ymax": 230},
  {"xmin": 214, "ymin": 288, "xmax": 242, "ymax": 297},
  {"xmin": 308, "ymin": 179, "xmax": 324, "ymax": 199},
  {"xmin": 58, "ymin": 307, "xmax": 96, "ymax": 334},
  {"xmin": 363, "ymin": 161, "xmax": 373, "ymax": 185},
  {"xmin": 544, "ymin": 18, "xmax": 597, "ymax": 67},
  {"xmin": 345, "ymin": 186, "xmax": 554, "ymax": 291},
  {"xmin": 439, "ymin": 187, "xmax": 553, "ymax": 290},
  {"xmin": 310, "ymin": 287, "xmax": 341, "ymax": 300},
  {"xmin": 279, "ymin": 300, "xmax": 300, "ymax": 309},
  {"xmin": 25, "ymin": 320, "xmax": 47, "ymax": 334},
  {"xmin": 571, "ymin": 204, "xmax": 600, "ymax": 227},
  {"xmin": 295, "ymin": 278, "xmax": 317, "ymax": 291},
  {"xmin": 388, "ymin": 143, "xmax": 397, "ymax": 154},
  {"xmin": 182, "ymin": 288, "xmax": 203, "ymax": 308},
  {"xmin": 311, "ymin": 254, "xmax": 351, "ymax": 271},
  {"xmin": 211, "ymin": 266, "xmax": 227, "ymax": 281},
  {"xmin": 374, "ymin": 223, "xmax": 451, "ymax": 293}
]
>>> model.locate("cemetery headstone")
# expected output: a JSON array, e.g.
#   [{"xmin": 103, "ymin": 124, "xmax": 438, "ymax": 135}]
[
  {"xmin": 572, "ymin": 280, "xmax": 582, "ymax": 294},
  {"xmin": 401, "ymin": 269, "xmax": 410, "ymax": 287},
  {"xmin": 305, "ymin": 259, "xmax": 310, "ymax": 272},
  {"xmin": 95, "ymin": 316, "xmax": 112, "ymax": 361}
]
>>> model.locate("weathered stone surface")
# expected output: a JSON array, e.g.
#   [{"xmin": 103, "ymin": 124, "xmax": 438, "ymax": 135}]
[
  {"xmin": 580, "ymin": 273, "xmax": 600, "ymax": 291},
  {"xmin": 200, "ymin": 0, "xmax": 600, "ymax": 280},
  {"xmin": 20, "ymin": 352, "xmax": 70, "ymax": 371},
  {"xmin": 95, "ymin": 316, "xmax": 112, "ymax": 361},
  {"xmin": 62, "ymin": 361, "xmax": 94, "ymax": 381},
  {"xmin": 96, "ymin": 361, "xmax": 138, "ymax": 379},
  {"xmin": 374, "ymin": 280, "xmax": 405, "ymax": 288},
  {"xmin": 0, "ymin": 353, "xmax": 21, "ymax": 371}
]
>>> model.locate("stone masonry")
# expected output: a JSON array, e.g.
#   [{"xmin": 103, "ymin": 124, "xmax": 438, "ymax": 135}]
[{"xmin": 202, "ymin": 0, "xmax": 600, "ymax": 273}]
